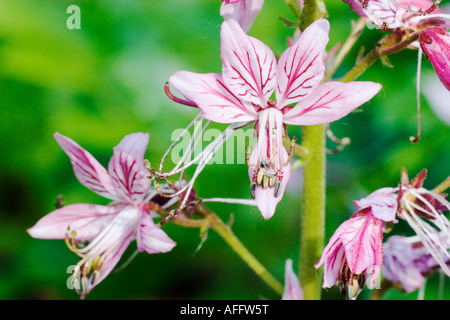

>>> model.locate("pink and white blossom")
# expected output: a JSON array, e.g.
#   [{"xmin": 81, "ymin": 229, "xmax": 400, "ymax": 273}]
[
  {"xmin": 28, "ymin": 132, "xmax": 176, "ymax": 297},
  {"xmin": 220, "ymin": 0, "xmax": 264, "ymax": 32},
  {"xmin": 282, "ymin": 259, "xmax": 303, "ymax": 300},
  {"xmin": 343, "ymin": 0, "xmax": 402, "ymax": 30},
  {"xmin": 397, "ymin": 168, "xmax": 450, "ymax": 277},
  {"xmin": 315, "ymin": 188, "xmax": 397, "ymax": 299},
  {"xmin": 343, "ymin": 0, "xmax": 450, "ymax": 91},
  {"xmin": 383, "ymin": 234, "xmax": 450, "ymax": 293},
  {"xmin": 168, "ymin": 19, "xmax": 382, "ymax": 220}
]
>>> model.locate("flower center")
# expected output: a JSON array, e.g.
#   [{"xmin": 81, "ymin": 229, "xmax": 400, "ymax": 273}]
[
  {"xmin": 248, "ymin": 108, "xmax": 288, "ymax": 198},
  {"xmin": 65, "ymin": 205, "xmax": 141, "ymax": 297}
]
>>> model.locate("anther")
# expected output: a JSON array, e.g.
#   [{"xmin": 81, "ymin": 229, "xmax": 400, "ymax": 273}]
[
  {"xmin": 257, "ymin": 168, "xmax": 264, "ymax": 185},
  {"xmin": 262, "ymin": 176, "xmax": 269, "ymax": 189},
  {"xmin": 250, "ymin": 183, "xmax": 256, "ymax": 199},
  {"xmin": 274, "ymin": 182, "xmax": 283, "ymax": 197}
]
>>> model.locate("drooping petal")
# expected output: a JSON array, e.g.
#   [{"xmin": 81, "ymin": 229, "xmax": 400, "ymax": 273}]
[
  {"xmin": 27, "ymin": 203, "xmax": 121, "ymax": 241},
  {"xmin": 169, "ymin": 71, "xmax": 258, "ymax": 123},
  {"xmin": 54, "ymin": 133, "xmax": 118, "ymax": 201},
  {"xmin": 248, "ymin": 108, "xmax": 291, "ymax": 220},
  {"xmin": 339, "ymin": 213, "xmax": 384, "ymax": 275},
  {"xmin": 282, "ymin": 259, "xmax": 303, "ymax": 300},
  {"xmin": 108, "ymin": 132, "xmax": 151, "ymax": 204},
  {"xmin": 220, "ymin": 0, "xmax": 264, "ymax": 33},
  {"xmin": 283, "ymin": 81, "xmax": 382, "ymax": 125},
  {"xmin": 420, "ymin": 27, "xmax": 450, "ymax": 91},
  {"xmin": 252, "ymin": 168, "xmax": 290, "ymax": 220},
  {"xmin": 221, "ymin": 19, "xmax": 277, "ymax": 107},
  {"xmin": 315, "ymin": 239, "xmax": 346, "ymax": 288},
  {"xmin": 276, "ymin": 19, "xmax": 330, "ymax": 108},
  {"xmin": 136, "ymin": 212, "xmax": 176, "ymax": 254}
]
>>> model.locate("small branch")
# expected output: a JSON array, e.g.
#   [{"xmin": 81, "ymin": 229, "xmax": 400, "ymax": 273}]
[
  {"xmin": 300, "ymin": 0, "xmax": 328, "ymax": 31},
  {"xmin": 195, "ymin": 204, "xmax": 284, "ymax": 296},
  {"xmin": 340, "ymin": 31, "xmax": 419, "ymax": 84},
  {"xmin": 285, "ymin": 0, "xmax": 303, "ymax": 23}
]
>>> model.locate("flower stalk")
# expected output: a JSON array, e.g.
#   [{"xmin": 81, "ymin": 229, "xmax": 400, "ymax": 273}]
[
  {"xmin": 195, "ymin": 203, "xmax": 285, "ymax": 295},
  {"xmin": 299, "ymin": 123, "xmax": 326, "ymax": 300}
]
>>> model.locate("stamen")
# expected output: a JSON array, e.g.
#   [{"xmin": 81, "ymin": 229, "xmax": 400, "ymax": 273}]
[
  {"xmin": 245, "ymin": 145, "xmax": 251, "ymax": 166},
  {"xmin": 410, "ymin": 47, "xmax": 423, "ymax": 143},
  {"xmin": 325, "ymin": 125, "xmax": 351, "ymax": 154},
  {"xmin": 274, "ymin": 182, "xmax": 283, "ymax": 197},
  {"xmin": 201, "ymin": 198, "xmax": 257, "ymax": 206},
  {"xmin": 158, "ymin": 112, "xmax": 203, "ymax": 173},
  {"xmin": 402, "ymin": 199, "xmax": 450, "ymax": 276},
  {"xmin": 284, "ymin": 136, "xmax": 297, "ymax": 166}
]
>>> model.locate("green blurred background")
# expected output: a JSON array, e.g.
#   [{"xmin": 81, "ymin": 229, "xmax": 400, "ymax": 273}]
[{"xmin": 0, "ymin": 0, "xmax": 449, "ymax": 300}]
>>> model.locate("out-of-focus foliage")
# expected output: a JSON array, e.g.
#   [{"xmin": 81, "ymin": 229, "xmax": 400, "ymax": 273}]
[{"xmin": 0, "ymin": 0, "xmax": 448, "ymax": 300}]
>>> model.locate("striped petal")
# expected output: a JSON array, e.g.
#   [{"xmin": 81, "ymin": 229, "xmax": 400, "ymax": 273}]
[
  {"xmin": 54, "ymin": 133, "xmax": 118, "ymax": 200},
  {"xmin": 340, "ymin": 213, "xmax": 384, "ymax": 275},
  {"xmin": 169, "ymin": 71, "xmax": 258, "ymax": 123},
  {"xmin": 276, "ymin": 19, "xmax": 329, "ymax": 108},
  {"xmin": 283, "ymin": 81, "xmax": 382, "ymax": 125},
  {"xmin": 420, "ymin": 27, "xmax": 450, "ymax": 91},
  {"xmin": 220, "ymin": 0, "xmax": 264, "ymax": 32},
  {"xmin": 221, "ymin": 19, "xmax": 277, "ymax": 107},
  {"xmin": 27, "ymin": 203, "xmax": 120, "ymax": 241},
  {"xmin": 108, "ymin": 132, "xmax": 151, "ymax": 204},
  {"xmin": 137, "ymin": 212, "xmax": 176, "ymax": 254}
]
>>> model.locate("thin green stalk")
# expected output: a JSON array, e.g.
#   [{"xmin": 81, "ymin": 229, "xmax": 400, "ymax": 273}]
[
  {"xmin": 300, "ymin": 0, "xmax": 328, "ymax": 31},
  {"xmin": 299, "ymin": 124, "xmax": 326, "ymax": 300},
  {"xmin": 285, "ymin": 0, "xmax": 303, "ymax": 23},
  {"xmin": 195, "ymin": 204, "xmax": 284, "ymax": 296},
  {"xmin": 297, "ymin": 0, "xmax": 328, "ymax": 301}
]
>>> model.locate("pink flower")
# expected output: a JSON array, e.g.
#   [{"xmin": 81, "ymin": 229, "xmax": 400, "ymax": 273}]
[
  {"xmin": 220, "ymin": 0, "xmax": 264, "ymax": 32},
  {"xmin": 397, "ymin": 168, "xmax": 450, "ymax": 277},
  {"xmin": 383, "ymin": 234, "xmax": 450, "ymax": 293},
  {"xmin": 343, "ymin": 0, "xmax": 402, "ymax": 30},
  {"xmin": 28, "ymin": 132, "xmax": 176, "ymax": 297},
  {"xmin": 222, "ymin": 0, "xmax": 242, "ymax": 3},
  {"xmin": 344, "ymin": 0, "xmax": 450, "ymax": 90},
  {"xmin": 315, "ymin": 189, "xmax": 397, "ymax": 299},
  {"xmin": 282, "ymin": 259, "xmax": 303, "ymax": 300},
  {"xmin": 419, "ymin": 26, "xmax": 450, "ymax": 91},
  {"xmin": 168, "ymin": 19, "xmax": 382, "ymax": 220}
]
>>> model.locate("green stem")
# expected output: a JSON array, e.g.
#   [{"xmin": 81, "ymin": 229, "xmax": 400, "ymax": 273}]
[
  {"xmin": 297, "ymin": 0, "xmax": 328, "ymax": 301},
  {"xmin": 296, "ymin": 9, "xmax": 423, "ymax": 300},
  {"xmin": 285, "ymin": 0, "xmax": 303, "ymax": 23},
  {"xmin": 300, "ymin": 0, "xmax": 328, "ymax": 31},
  {"xmin": 195, "ymin": 204, "xmax": 284, "ymax": 296},
  {"xmin": 340, "ymin": 31, "xmax": 417, "ymax": 83},
  {"xmin": 299, "ymin": 124, "xmax": 326, "ymax": 300}
]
